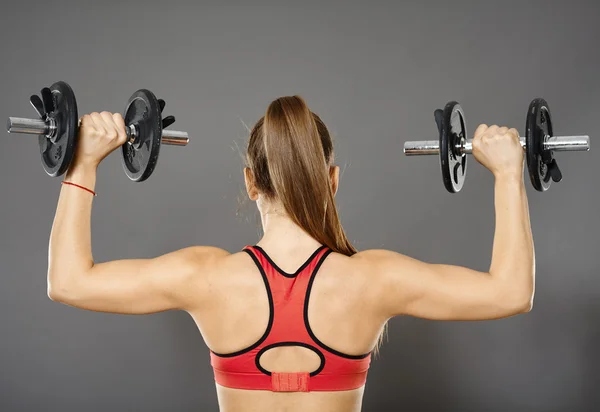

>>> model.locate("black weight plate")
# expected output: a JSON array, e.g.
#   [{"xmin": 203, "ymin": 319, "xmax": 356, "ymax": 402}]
[
  {"xmin": 525, "ymin": 98, "xmax": 553, "ymax": 192},
  {"xmin": 40, "ymin": 81, "xmax": 78, "ymax": 177},
  {"xmin": 121, "ymin": 89, "xmax": 162, "ymax": 182},
  {"xmin": 439, "ymin": 101, "xmax": 467, "ymax": 193}
]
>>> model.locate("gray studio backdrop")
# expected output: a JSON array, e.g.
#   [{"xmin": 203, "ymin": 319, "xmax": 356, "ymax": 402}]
[{"xmin": 1, "ymin": 1, "xmax": 598, "ymax": 411}]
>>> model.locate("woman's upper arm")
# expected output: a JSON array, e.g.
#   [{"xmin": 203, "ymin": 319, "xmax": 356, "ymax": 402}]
[
  {"xmin": 48, "ymin": 246, "xmax": 229, "ymax": 314},
  {"xmin": 355, "ymin": 249, "xmax": 530, "ymax": 321}
]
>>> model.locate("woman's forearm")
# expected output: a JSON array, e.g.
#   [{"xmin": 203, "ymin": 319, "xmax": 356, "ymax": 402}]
[
  {"xmin": 489, "ymin": 173, "xmax": 535, "ymax": 305},
  {"xmin": 47, "ymin": 164, "xmax": 98, "ymax": 294}
]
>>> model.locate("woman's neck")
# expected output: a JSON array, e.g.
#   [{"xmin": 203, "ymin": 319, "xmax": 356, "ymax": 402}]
[{"xmin": 258, "ymin": 208, "xmax": 321, "ymax": 252}]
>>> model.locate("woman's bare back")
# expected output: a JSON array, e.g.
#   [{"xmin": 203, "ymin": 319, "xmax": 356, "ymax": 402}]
[{"xmin": 188, "ymin": 246, "xmax": 387, "ymax": 412}]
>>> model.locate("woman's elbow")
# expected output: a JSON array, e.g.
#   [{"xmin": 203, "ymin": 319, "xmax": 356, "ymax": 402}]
[
  {"xmin": 48, "ymin": 283, "xmax": 66, "ymax": 303},
  {"xmin": 47, "ymin": 276, "xmax": 76, "ymax": 303},
  {"xmin": 507, "ymin": 290, "xmax": 534, "ymax": 315},
  {"xmin": 496, "ymin": 284, "xmax": 534, "ymax": 316},
  {"xmin": 517, "ymin": 294, "xmax": 534, "ymax": 313}
]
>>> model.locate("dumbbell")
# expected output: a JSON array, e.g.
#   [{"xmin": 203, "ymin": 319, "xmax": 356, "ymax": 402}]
[
  {"xmin": 6, "ymin": 81, "xmax": 190, "ymax": 182},
  {"xmin": 403, "ymin": 99, "xmax": 590, "ymax": 193}
]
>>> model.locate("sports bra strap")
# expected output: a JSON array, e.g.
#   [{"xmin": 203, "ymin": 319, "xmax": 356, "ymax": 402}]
[{"xmin": 245, "ymin": 245, "xmax": 328, "ymax": 278}]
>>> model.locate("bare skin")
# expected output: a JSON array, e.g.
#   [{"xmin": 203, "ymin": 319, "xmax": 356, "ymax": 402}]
[{"xmin": 47, "ymin": 112, "xmax": 534, "ymax": 412}]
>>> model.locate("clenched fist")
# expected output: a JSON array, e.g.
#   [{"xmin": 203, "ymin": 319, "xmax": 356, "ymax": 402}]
[
  {"xmin": 471, "ymin": 124, "xmax": 524, "ymax": 179},
  {"xmin": 73, "ymin": 112, "xmax": 128, "ymax": 168}
]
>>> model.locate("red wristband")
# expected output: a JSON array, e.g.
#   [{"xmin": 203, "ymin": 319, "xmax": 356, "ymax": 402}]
[{"xmin": 62, "ymin": 181, "xmax": 97, "ymax": 197}]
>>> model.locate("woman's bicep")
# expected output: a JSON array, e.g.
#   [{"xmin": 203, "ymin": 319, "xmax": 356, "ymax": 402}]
[
  {"xmin": 359, "ymin": 250, "xmax": 527, "ymax": 321},
  {"xmin": 48, "ymin": 246, "xmax": 227, "ymax": 314}
]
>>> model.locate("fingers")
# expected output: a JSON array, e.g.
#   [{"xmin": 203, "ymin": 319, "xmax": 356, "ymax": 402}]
[
  {"xmin": 90, "ymin": 112, "xmax": 109, "ymax": 137},
  {"xmin": 473, "ymin": 124, "xmax": 501, "ymax": 152},
  {"xmin": 112, "ymin": 113, "xmax": 126, "ymax": 132},
  {"xmin": 473, "ymin": 123, "xmax": 521, "ymax": 154},
  {"xmin": 473, "ymin": 124, "xmax": 488, "ymax": 139},
  {"xmin": 100, "ymin": 111, "xmax": 128, "ymax": 146},
  {"xmin": 112, "ymin": 113, "xmax": 128, "ymax": 145},
  {"xmin": 475, "ymin": 124, "xmax": 498, "ymax": 145},
  {"xmin": 485, "ymin": 125, "xmax": 500, "ymax": 136},
  {"xmin": 472, "ymin": 124, "xmax": 489, "ymax": 152},
  {"xmin": 480, "ymin": 125, "xmax": 520, "ymax": 138},
  {"xmin": 99, "ymin": 112, "xmax": 119, "ymax": 141},
  {"xmin": 85, "ymin": 112, "xmax": 127, "ymax": 147},
  {"xmin": 79, "ymin": 114, "xmax": 96, "ymax": 130},
  {"xmin": 489, "ymin": 126, "xmax": 520, "ymax": 141}
]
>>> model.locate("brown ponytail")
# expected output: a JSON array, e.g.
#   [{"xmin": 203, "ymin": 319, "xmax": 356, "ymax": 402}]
[
  {"xmin": 246, "ymin": 96, "xmax": 387, "ymax": 354},
  {"xmin": 247, "ymin": 95, "xmax": 355, "ymax": 255}
]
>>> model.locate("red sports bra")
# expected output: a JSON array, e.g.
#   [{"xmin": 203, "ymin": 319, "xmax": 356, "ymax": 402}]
[{"xmin": 210, "ymin": 245, "xmax": 372, "ymax": 392}]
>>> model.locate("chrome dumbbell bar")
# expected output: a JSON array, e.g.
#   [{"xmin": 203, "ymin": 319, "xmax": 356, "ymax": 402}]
[
  {"xmin": 7, "ymin": 117, "xmax": 190, "ymax": 146},
  {"xmin": 404, "ymin": 134, "xmax": 590, "ymax": 156}
]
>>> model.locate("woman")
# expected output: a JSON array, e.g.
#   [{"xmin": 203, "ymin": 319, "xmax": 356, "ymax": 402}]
[{"xmin": 47, "ymin": 96, "xmax": 534, "ymax": 412}]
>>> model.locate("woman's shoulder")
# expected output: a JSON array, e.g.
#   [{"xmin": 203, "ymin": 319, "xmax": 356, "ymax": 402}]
[{"xmin": 351, "ymin": 248, "xmax": 413, "ymax": 268}]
